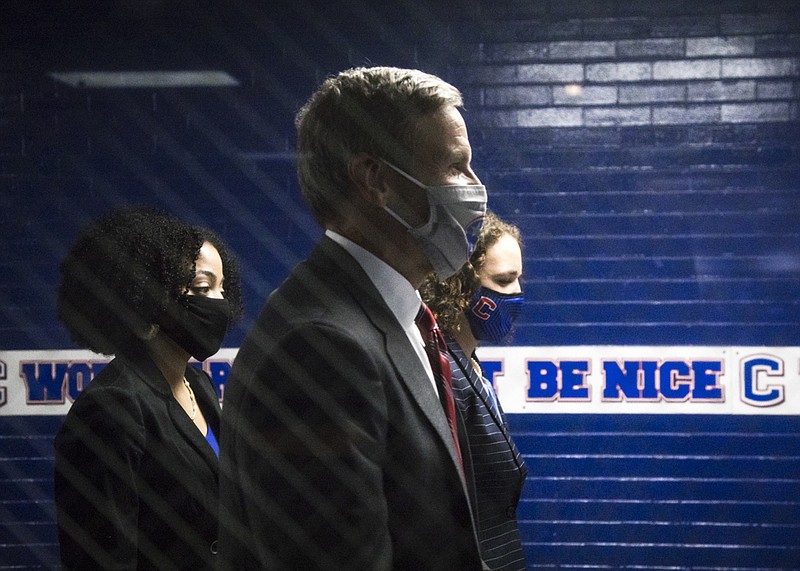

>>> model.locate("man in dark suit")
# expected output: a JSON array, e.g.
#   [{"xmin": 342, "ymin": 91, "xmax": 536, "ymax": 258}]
[{"xmin": 218, "ymin": 66, "xmax": 489, "ymax": 570}]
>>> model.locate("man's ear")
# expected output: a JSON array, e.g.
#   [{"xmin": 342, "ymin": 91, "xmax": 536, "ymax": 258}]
[{"xmin": 348, "ymin": 153, "xmax": 389, "ymax": 207}]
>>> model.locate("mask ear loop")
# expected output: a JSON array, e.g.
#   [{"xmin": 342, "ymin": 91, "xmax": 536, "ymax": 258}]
[
  {"xmin": 381, "ymin": 159, "xmax": 428, "ymax": 189},
  {"xmin": 380, "ymin": 159, "xmax": 436, "ymax": 232}
]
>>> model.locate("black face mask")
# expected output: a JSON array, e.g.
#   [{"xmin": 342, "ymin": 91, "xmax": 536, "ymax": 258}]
[{"xmin": 158, "ymin": 295, "xmax": 231, "ymax": 361}]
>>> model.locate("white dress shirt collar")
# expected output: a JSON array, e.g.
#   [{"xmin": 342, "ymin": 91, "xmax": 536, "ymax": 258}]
[
  {"xmin": 325, "ymin": 230, "xmax": 437, "ymax": 394},
  {"xmin": 325, "ymin": 229, "xmax": 420, "ymax": 327}
]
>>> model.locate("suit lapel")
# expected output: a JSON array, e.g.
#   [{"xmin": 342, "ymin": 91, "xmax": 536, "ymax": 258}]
[
  {"xmin": 313, "ymin": 238, "xmax": 469, "ymax": 490},
  {"xmin": 447, "ymin": 340, "xmax": 505, "ymax": 428},
  {"xmin": 383, "ymin": 325, "xmax": 467, "ymax": 477},
  {"xmin": 125, "ymin": 353, "xmax": 220, "ymax": 475},
  {"xmin": 447, "ymin": 339, "xmax": 526, "ymax": 471}
]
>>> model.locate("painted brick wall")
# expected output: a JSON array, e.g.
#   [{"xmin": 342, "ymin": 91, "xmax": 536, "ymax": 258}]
[
  {"xmin": 1, "ymin": 1, "xmax": 798, "ymax": 569},
  {"xmin": 446, "ymin": 5, "xmax": 799, "ymax": 564},
  {"xmin": 452, "ymin": 0, "xmax": 800, "ymax": 347}
]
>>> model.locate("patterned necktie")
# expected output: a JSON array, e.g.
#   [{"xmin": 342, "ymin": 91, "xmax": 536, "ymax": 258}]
[{"xmin": 415, "ymin": 303, "xmax": 463, "ymax": 472}]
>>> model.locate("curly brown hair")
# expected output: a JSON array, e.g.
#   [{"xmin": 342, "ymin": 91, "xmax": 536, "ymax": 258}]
[
  {"xmin": 419, "ymin": 210, "xmax": 521, "ymax": 332},
  {"xmin": 57, "ymin": 206, "xmax": 243, "ymax": 356}
]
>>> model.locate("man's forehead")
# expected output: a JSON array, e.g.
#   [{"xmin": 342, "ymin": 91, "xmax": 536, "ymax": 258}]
[{"xmin": 410, "ymin": 107, "xmax": 471, "ymax": 159}]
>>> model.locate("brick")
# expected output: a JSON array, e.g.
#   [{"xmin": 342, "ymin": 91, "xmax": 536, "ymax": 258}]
[
  {"xmin": 580, "ymin": 17, "xmax": 651, "ymax": 40},
  {"xmin": 548, "ymin": 41, "xmax": 615, "ymax": 60},
  {"xmin": 653, "ymin": 104, "xmax": 721, "ymax": 125},
  {"xmin": 651, "ymin": 126, "xmax": 690, "ymax": 146},
  {"xmin": 479, "ymin": 107, "xmax": 582, "ymax": 128},
  {"xmin": 0, "ymin": 93, "xmax": 24, "ymax": 114},
  {"xmin": 650, "ymin": 15, "xmax": 718, "ymax": 38},
  {"xmin": 612, "ymin": 0, "xmax": 688, "ymax": 17},
  {"xmin": 687, "ymin": 37, "xmax": 756, "ymax": 57},
  {"xmin": 551, "ymin": 127, "xmax": 623, "ymax": 146},
  {"xmin": 584, "ymin": 106, "xmax": 650, "ymax": 126},
  {"xmin": 0, "ymin": 119, "xmax": 23, "ymax": 154},
  {"xmin": 586, "ymin": 62, "xmax": 652, "ymax": 82},
  {"xmin": 678, "ymin": 1, "xmax": 755, "ymax": 15},
  {"xmin": 460, "ymin": 86, "xmax": 484, "ymax": 108},
  {"xmin": 553, "ymin": 84, "xmax": 617, "ymax": 105},
  {"xmin": 477, "ymin": 0, "xmax": 548, "ymax": 19},
  {"xmin": 687, "ymin": 80, "xmax": 756, "ymax": 102},
  {"xmin": 484, "ymin": 85, "xmax": 551, "ymax": 106},
  {"xmin": 752, "ymin": 123, "xmax": 794, "ymax": 141},
  {"xmin": 475, "ymin": 127, "xmax": 552, "ymax": 148},
  {"xmin": 756, "ymin": 80, "xmax": 795, "ymax": 100},
  {"xmin": 617, "ymin": 39, "xmax": 684, "ymax": 58},
  {"xmin": 755, "ymin": 34, "xmax": 800, "ymax": 56},
  {"xmin": 518, "ymin": 63, "xmax": 584, "ymax": 83},
  {"xmin": 653, "ymin": 59, "xmax": 721, "ymax": 80},
  {"xmin": 0, "ymin": 155, "xmax": 32, "ymax": 176},
  {"xmin": 687, "ymin": 124, "xmax": 757, "ymax": 145},
  {"xmin": 457, "ymin": 64, "xmax": 519, "ymax": 85},
  {"xmin": 544, "ymin": 20, "xmax": 584, "ymax": 41},
  {"xmin": 548, "ymin": 0, "xmax": 625, "ymax": 18},
  {"xmin": 722, "ymin": 57, "xmax": 798, "ymax": 78},
  {"xmin": 619, "ymin": 84, "xmax": 686, "ymax": 104},
  {"xmin": 753, "ymin": 0, "xmax": 800, "ymax": 11},
  {"xmin": 721, "ymin": 102, "xmax": 793, "ymax": 123},
  {"xmin": 479, "ymin": 20, "xmax": 557, "ymax": 43},
  {"xmin": 484, "ymin": 42, "xmax": 548, "ymax": 63},
  {"xmin": 721, "ymin": 13, "xmax": 792, "ymax": 35},
  {"xmin": 439, "ymin": 42, "xmax": 483, "ymax": 65}
]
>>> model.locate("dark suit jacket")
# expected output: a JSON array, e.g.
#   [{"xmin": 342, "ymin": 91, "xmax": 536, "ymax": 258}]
[
  {"xmin": 54, "ymin": 352, "xmax": 221, "ymax": 570},
  {"xmin": 218, "ymin": 237, "xmax": 484, "ymax": 570},
  {"xmin": 447, "ymin": 338, "xmax": 529, "ymax": 570}
]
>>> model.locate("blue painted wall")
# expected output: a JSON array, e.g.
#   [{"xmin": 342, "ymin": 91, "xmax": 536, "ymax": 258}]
[{"xmin": 1, "ymin": 1, "xmax": 798, "ymax": 568}]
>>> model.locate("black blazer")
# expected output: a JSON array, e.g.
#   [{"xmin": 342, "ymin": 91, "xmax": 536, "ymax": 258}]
[
  {"xmin": 447, "ymin": 338, "xmax": 529, "ymax": 570},
  {"xmin": 54, "ymin": 353, "xmax": 221, "ymax": 570},
  {"xmin": 219, "ymin": 237, "xmax": 484, "ymax": 570}
]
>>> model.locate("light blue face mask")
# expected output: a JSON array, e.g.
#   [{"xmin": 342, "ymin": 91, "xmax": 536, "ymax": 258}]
[{"xmin": 382, "ymin": 160, "xmax": 487, "ymax": 279}]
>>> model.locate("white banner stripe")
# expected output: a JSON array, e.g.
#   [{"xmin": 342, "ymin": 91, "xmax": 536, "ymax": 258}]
[{"xmin": 0, "ymin": 346, "xmax": 798, "ymax": 415}]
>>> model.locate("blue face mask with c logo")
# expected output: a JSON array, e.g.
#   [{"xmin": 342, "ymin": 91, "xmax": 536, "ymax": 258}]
[{"xmin": 466, "ymin": 286, "xmax": 524, "ymax": 343}]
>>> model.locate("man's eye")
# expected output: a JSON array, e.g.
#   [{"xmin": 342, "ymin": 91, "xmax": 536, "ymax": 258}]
[{"xmin": 191, "ymin": 286, "xmax": 211, "ymax": 295}]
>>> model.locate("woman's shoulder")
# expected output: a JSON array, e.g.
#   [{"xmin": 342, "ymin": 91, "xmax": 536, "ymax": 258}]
[
  {"xmin": 66, "ymin": 356, "xmax": 166, "ymax": 421},
  {"xmin": 56, "ymin": 358, "xmax": 149, "ymax": 450},
  {"xmin": 76, "ymin": 358, "xmax": 148, "ymax": 397}
]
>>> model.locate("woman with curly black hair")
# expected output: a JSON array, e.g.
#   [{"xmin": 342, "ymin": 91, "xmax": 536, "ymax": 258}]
[
  {"xmin": 420, "ymin": 210, "xmax": 529, "ymax": 571},
  {"xmin": 54, "ymin": 206, "xmax": 242, "ymax": 570}
]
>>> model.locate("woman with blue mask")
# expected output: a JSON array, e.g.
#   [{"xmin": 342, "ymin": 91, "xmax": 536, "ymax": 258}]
[{"xmin": 420, "ymin": 210, "xmax": 528, "ymax": 571}]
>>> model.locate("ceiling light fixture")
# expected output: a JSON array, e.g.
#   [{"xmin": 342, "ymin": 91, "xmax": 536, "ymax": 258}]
[{"xmin": 48, "ymin": 70, "xmax": 240, "ymax": 88}]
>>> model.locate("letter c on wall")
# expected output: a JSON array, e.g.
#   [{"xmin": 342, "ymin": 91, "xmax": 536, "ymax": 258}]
[{"xmin": 741, "ymin": 355, "xmax": 784, "ymax": 407}]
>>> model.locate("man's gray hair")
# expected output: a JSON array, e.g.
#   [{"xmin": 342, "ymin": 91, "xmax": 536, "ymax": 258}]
[{"xmin": 295, "ymin": 66, "xmax": 463, "ymax": 225}]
